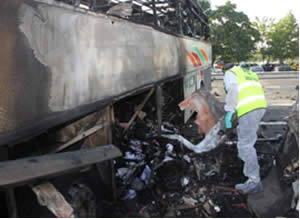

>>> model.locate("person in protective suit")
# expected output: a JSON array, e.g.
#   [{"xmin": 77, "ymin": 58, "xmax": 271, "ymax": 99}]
[{"xmin": 222, "ymin": 63, "xmax": 267, "ymax": 194}]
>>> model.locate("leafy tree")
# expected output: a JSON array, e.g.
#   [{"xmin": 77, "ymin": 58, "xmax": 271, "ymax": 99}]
[
  {"xmin": 210, "ymin": 1, "xmax": 260, "ymax": 64},
  {"xmin": 267, "ymin": 12, "xmax": 299, "ymax": 63},
  {"xmin": 253, "ymin": 17, "xmax": 275, "ymax": 62},
  {"xmin": 197, "ymin": 0, "xmax": 211, "ymax": 15}
]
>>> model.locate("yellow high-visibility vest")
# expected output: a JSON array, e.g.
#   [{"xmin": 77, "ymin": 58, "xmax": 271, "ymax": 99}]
[{"xmin": 225, "ymin": 66, "xmax": 267, "ymax": 117}]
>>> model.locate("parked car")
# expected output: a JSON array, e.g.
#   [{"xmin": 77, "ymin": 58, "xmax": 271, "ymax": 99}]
[
  {"xmin": 214, "ymin": 60, "xmax": 224, "ymax": 69},
  {"xmin": 274, "ymin": 66, "xmax": 293, "ymax": 71},
  {"xmin": 239, "ymin": 61, "xmax": 250, "ymax": 69},
  {"xmin": 249, "ymin": 63, "xmax": 258, "ymax": 67},
  {"xmin": 290, "ymin": 62, "xmax": 299, "ymax": 71},
  {"xmin": 250, "ymin": 66, "xmax": 264, "ymax": 72},
  {"xmin": 262, "ymin": 63, "xmax": 275, "ymax": 72}
]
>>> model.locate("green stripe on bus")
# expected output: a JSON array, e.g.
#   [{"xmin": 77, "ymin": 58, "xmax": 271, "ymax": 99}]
[{"xmin": 194, "ymin": 47, "xmax": 205, "ymax": 64}]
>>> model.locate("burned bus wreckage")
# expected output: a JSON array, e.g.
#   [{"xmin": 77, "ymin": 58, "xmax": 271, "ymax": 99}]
[{"xmin": 0, "ymin": 0, "xmax": 298, "ymax": 217}]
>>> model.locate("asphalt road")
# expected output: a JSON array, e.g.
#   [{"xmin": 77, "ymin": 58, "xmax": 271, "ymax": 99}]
[{"xmin": 211, "ymin": 76, "xmax": 299, "ymax": 106}]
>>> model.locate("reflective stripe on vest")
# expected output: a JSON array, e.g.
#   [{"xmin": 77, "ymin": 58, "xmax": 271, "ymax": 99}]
[
  {"xmin": 236, "ymin": 95, "xmax": 266, "ymax": 109},
  {"xmin": 238, "ymin": 81, "xmax": 262, "ymax": 92},
  {"xmin": 226, "ymin": 66, "xmax": 267, "ymax": 117}
]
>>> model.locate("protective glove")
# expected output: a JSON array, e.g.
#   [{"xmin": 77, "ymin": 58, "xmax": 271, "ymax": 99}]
[{"xmin": 225, "ymin": 111, "xmax": 234, "ymax": 129}]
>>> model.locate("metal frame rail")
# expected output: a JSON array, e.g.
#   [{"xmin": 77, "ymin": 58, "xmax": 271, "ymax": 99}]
[{"xmin": 55, "ymin": 0, "xmax": 210, "ymax": 39}]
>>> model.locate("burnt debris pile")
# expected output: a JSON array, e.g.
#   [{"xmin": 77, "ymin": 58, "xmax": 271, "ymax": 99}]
[
  {"xmin": 110, "ymin": 125, "xmax": 254, "ymax": 217},
  {"xmin": 105, "ymin": 88, "xmax": 287, "ymax": 217}
]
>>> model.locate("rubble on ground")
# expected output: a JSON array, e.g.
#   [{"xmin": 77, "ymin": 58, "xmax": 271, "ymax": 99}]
[{"xmin": 105, "ymin": 89, "xmax": 298, "ymax": 218}]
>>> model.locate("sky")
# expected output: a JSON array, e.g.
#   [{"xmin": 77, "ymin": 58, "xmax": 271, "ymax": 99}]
[{"xmin": 211, "ymin": 0, "xmax": 300, "ymax": 23}]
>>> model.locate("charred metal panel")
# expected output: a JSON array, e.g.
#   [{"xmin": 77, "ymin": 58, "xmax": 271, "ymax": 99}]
[
  {"xmin": 0, "ymin": 0, "xmax": 211, "ymax": 146},
  {"xmin": 0, "ymin": 0, "xmax": 51, "ymax": 143},
  {"xmin": 0, "ymin": 144, "xmax": 122, "ymax": 188}
]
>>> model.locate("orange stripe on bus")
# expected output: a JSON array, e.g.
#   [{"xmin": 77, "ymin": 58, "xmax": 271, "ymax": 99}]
[
  {"xmin": 192, "ymin": 52, "xmax": 202, "ymax": 66},
  {"xmin": 188, "ymin": 53, "xmax": 198, "ymax": 67},
  {"xmin": 200, "ymin": 49, "xmax": 209, "ymax": 63}
]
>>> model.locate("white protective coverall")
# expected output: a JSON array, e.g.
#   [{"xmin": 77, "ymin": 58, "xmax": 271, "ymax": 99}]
[{"xmin": 224, "ymin": 71, "xmax": 266, "ymax": 193}]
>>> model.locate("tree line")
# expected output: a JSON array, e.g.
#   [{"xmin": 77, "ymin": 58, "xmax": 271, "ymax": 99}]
[{"xmin": 197, "ymin": 0, "xmax": 299, "ymax": 65}]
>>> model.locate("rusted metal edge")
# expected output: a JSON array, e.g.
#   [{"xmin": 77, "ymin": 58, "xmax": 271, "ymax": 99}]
[
  {"xmin": 0, "ymin": 145, "xmax": 122, "ymax": 189},
  {"xmin": 179, "ymin": 91, "xmax": 216, "ymax": 134}
]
